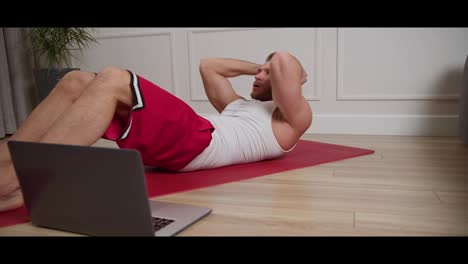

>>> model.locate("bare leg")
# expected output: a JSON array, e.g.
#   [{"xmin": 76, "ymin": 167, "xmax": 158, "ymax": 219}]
[
  {"xmin": 0, "ymin": 67, "xmax": 132, "ymax": 212},
  {"xmin": 39, "ymin": 67, "xmax": 132, "ymax": 146},
  {"xmin": 0, "ymin": 71, "xmax": 97, "ymax": 163},
  {"xmin": 0, "ymin": 71, "xmax": 96, "ymax": 212},
  {"xmin": 0, "ymin": 173, "xmax": 23, "ymax": 212}
]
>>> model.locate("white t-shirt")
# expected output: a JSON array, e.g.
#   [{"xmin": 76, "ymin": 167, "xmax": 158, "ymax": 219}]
[{"xmin": 179, "ymin": 98, "xmax": 295, "ymax": 171}]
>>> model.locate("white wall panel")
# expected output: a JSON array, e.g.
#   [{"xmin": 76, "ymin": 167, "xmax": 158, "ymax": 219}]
[
  {"xmin": 72, "ymin": 27, "xmax": 468, "ymax": 136},
  {"xmin": 188, "ymin": 28, "xmax": 322, "ymax": 101},
  {"xmin": 74, "ymin": 30, "xmax": 176, "ymax": 93},
  {"xmin": 337, "ymin": 28, "xmax": 468, "ymax": 100}
]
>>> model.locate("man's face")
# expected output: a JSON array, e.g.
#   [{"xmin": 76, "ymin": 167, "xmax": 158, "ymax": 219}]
[{"xmin": 250, "ymin": 61, "xmax": 273, "ymax": 101}]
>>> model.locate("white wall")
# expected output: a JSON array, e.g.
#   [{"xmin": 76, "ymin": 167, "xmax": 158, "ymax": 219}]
[{"xmin": 71, "ymin": 28, "xmax": 468, "ymax": 136}]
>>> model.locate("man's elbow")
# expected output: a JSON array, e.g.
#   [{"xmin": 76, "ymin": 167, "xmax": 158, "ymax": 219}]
[
  {"xmin": 270, "ymin": 51, "xmax": 302, "ymax": 77},
  {"xmin": 199, "ymin": 58, "xmax": 212, "ymax": 72},
  {"xmin": 270, "ymin": 51, "xmax": 294, "ymax": 65}
]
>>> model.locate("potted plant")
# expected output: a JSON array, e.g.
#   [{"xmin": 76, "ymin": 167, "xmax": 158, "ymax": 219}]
[{"xmin": 29, "ymin": 27, "xmax": 98, "ymax": 101}]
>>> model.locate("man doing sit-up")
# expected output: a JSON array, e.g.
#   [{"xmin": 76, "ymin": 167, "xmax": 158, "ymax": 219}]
[{"xmin": 0, "ymin": 51, "xmax": 312, "ymax": 212}]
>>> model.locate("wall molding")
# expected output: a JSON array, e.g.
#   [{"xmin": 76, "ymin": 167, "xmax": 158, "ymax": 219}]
[
  {"xmin": 307, "ymin": 113, "xmax": 459, "ymax": 136},
  {"xmin": 196, "ymin": 112, "xmax": 458, "ymax": 136},
  {"xmin": 95, "ymin": 30, "xmax": 172, "ymax": 39},
  {"xmin": 94, "ymin": 31, "xmax": 178, "ymax": 94},
  {"xmin": 336, "ymin": 29, "xmax": 460, "ymax": 101},
  {"xmin": 337, "ymin": 93, "xmax": 460, "ymax": 101},
  {"xmin": 186, "ymin": 28, "xmax": 263, "ymax": 34},
  {"xmin": 310, "ymin": 28, "xmax": 323, "ymax": 101},
  {"xmin": 187, "ymin": 28, "xmax": 323, "ymax": 101}
]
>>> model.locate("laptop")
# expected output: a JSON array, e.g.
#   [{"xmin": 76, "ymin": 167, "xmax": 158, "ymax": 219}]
[{"xmin": 7, "ymin": 140, "xmax": 212, "ymax": 236}]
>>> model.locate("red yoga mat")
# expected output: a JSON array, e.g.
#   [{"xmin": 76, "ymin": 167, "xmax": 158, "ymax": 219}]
[{"xmin": 0, "ymin": 140, "xmax": 374, "ymax": 228}]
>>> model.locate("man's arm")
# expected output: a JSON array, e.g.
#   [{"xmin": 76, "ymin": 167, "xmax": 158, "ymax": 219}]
[
  {"xmin": 199, "ymin": 58, "xmax": 260, "ymax": 113},
  {"xmin": 269, "ymin": 51, "xmax": 312, "ymax": 132}
]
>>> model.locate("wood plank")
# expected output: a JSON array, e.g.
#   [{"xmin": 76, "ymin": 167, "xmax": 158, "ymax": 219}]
[
  {"xmin": 1, "ymin": 134, "xmax": 468, "ymax": 236},
  {"xmin": 436, "ymin": 191, "xmax": 468, "ymax": 204},
  {"xmin": 355, "ymin": 211, "xmax": 468, "ymax": 236}
]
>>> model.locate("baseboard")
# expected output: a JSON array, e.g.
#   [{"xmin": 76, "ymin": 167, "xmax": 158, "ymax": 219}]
[
  {"xmin": 198, "ymin": 113, "xmax": 460, "ymax": 136},
  {"xmin": 307, "ymin": 114, "xmax": 459, "ymax": 136}
]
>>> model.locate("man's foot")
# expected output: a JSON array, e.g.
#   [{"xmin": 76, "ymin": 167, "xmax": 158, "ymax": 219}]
[
  {"xmin": 0, "ymin": 188, "xmax": 23, "ymax": 212},
  {"xmin": 0, "ymin": 163, "xmax": 24, "ymax": 212}
]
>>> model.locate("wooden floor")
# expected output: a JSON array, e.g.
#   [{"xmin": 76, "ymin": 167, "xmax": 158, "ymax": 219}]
[{"xmin": 1, "ymin": 134, "xmax": 468, "ymax": 236}]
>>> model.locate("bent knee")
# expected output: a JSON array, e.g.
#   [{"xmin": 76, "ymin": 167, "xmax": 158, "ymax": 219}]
[
  {"xmin": 96, "ymin": 66, "xmax": 129, "ymax": 83},
  {"xmin": 54, "ymin": 70, "xmax": 95, "ymax": 101},
  {"xmin": 94, "ymin": 66, "xmax": 133, "ymax": 105}
]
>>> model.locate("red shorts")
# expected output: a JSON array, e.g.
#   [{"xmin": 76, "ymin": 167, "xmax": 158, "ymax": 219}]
[{"xmin": 102, "ymin": 70, "xmax": 214, "ymax": 171}]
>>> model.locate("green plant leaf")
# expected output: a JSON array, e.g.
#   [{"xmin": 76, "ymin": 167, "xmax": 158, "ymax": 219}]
[{"xmin": 29, "ymin": 27, "xmax": 98, "ymax": 70}]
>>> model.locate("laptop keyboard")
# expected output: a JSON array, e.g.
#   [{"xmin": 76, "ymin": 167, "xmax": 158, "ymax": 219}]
[{"xmin": 152, "ymin": 216, "xmax": 175, "ymax": 232}]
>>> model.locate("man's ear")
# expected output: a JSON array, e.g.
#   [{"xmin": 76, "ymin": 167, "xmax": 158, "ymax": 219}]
[{"xmin": 301, "ymin": 70, "xmax": 308, "ymax": 84}]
